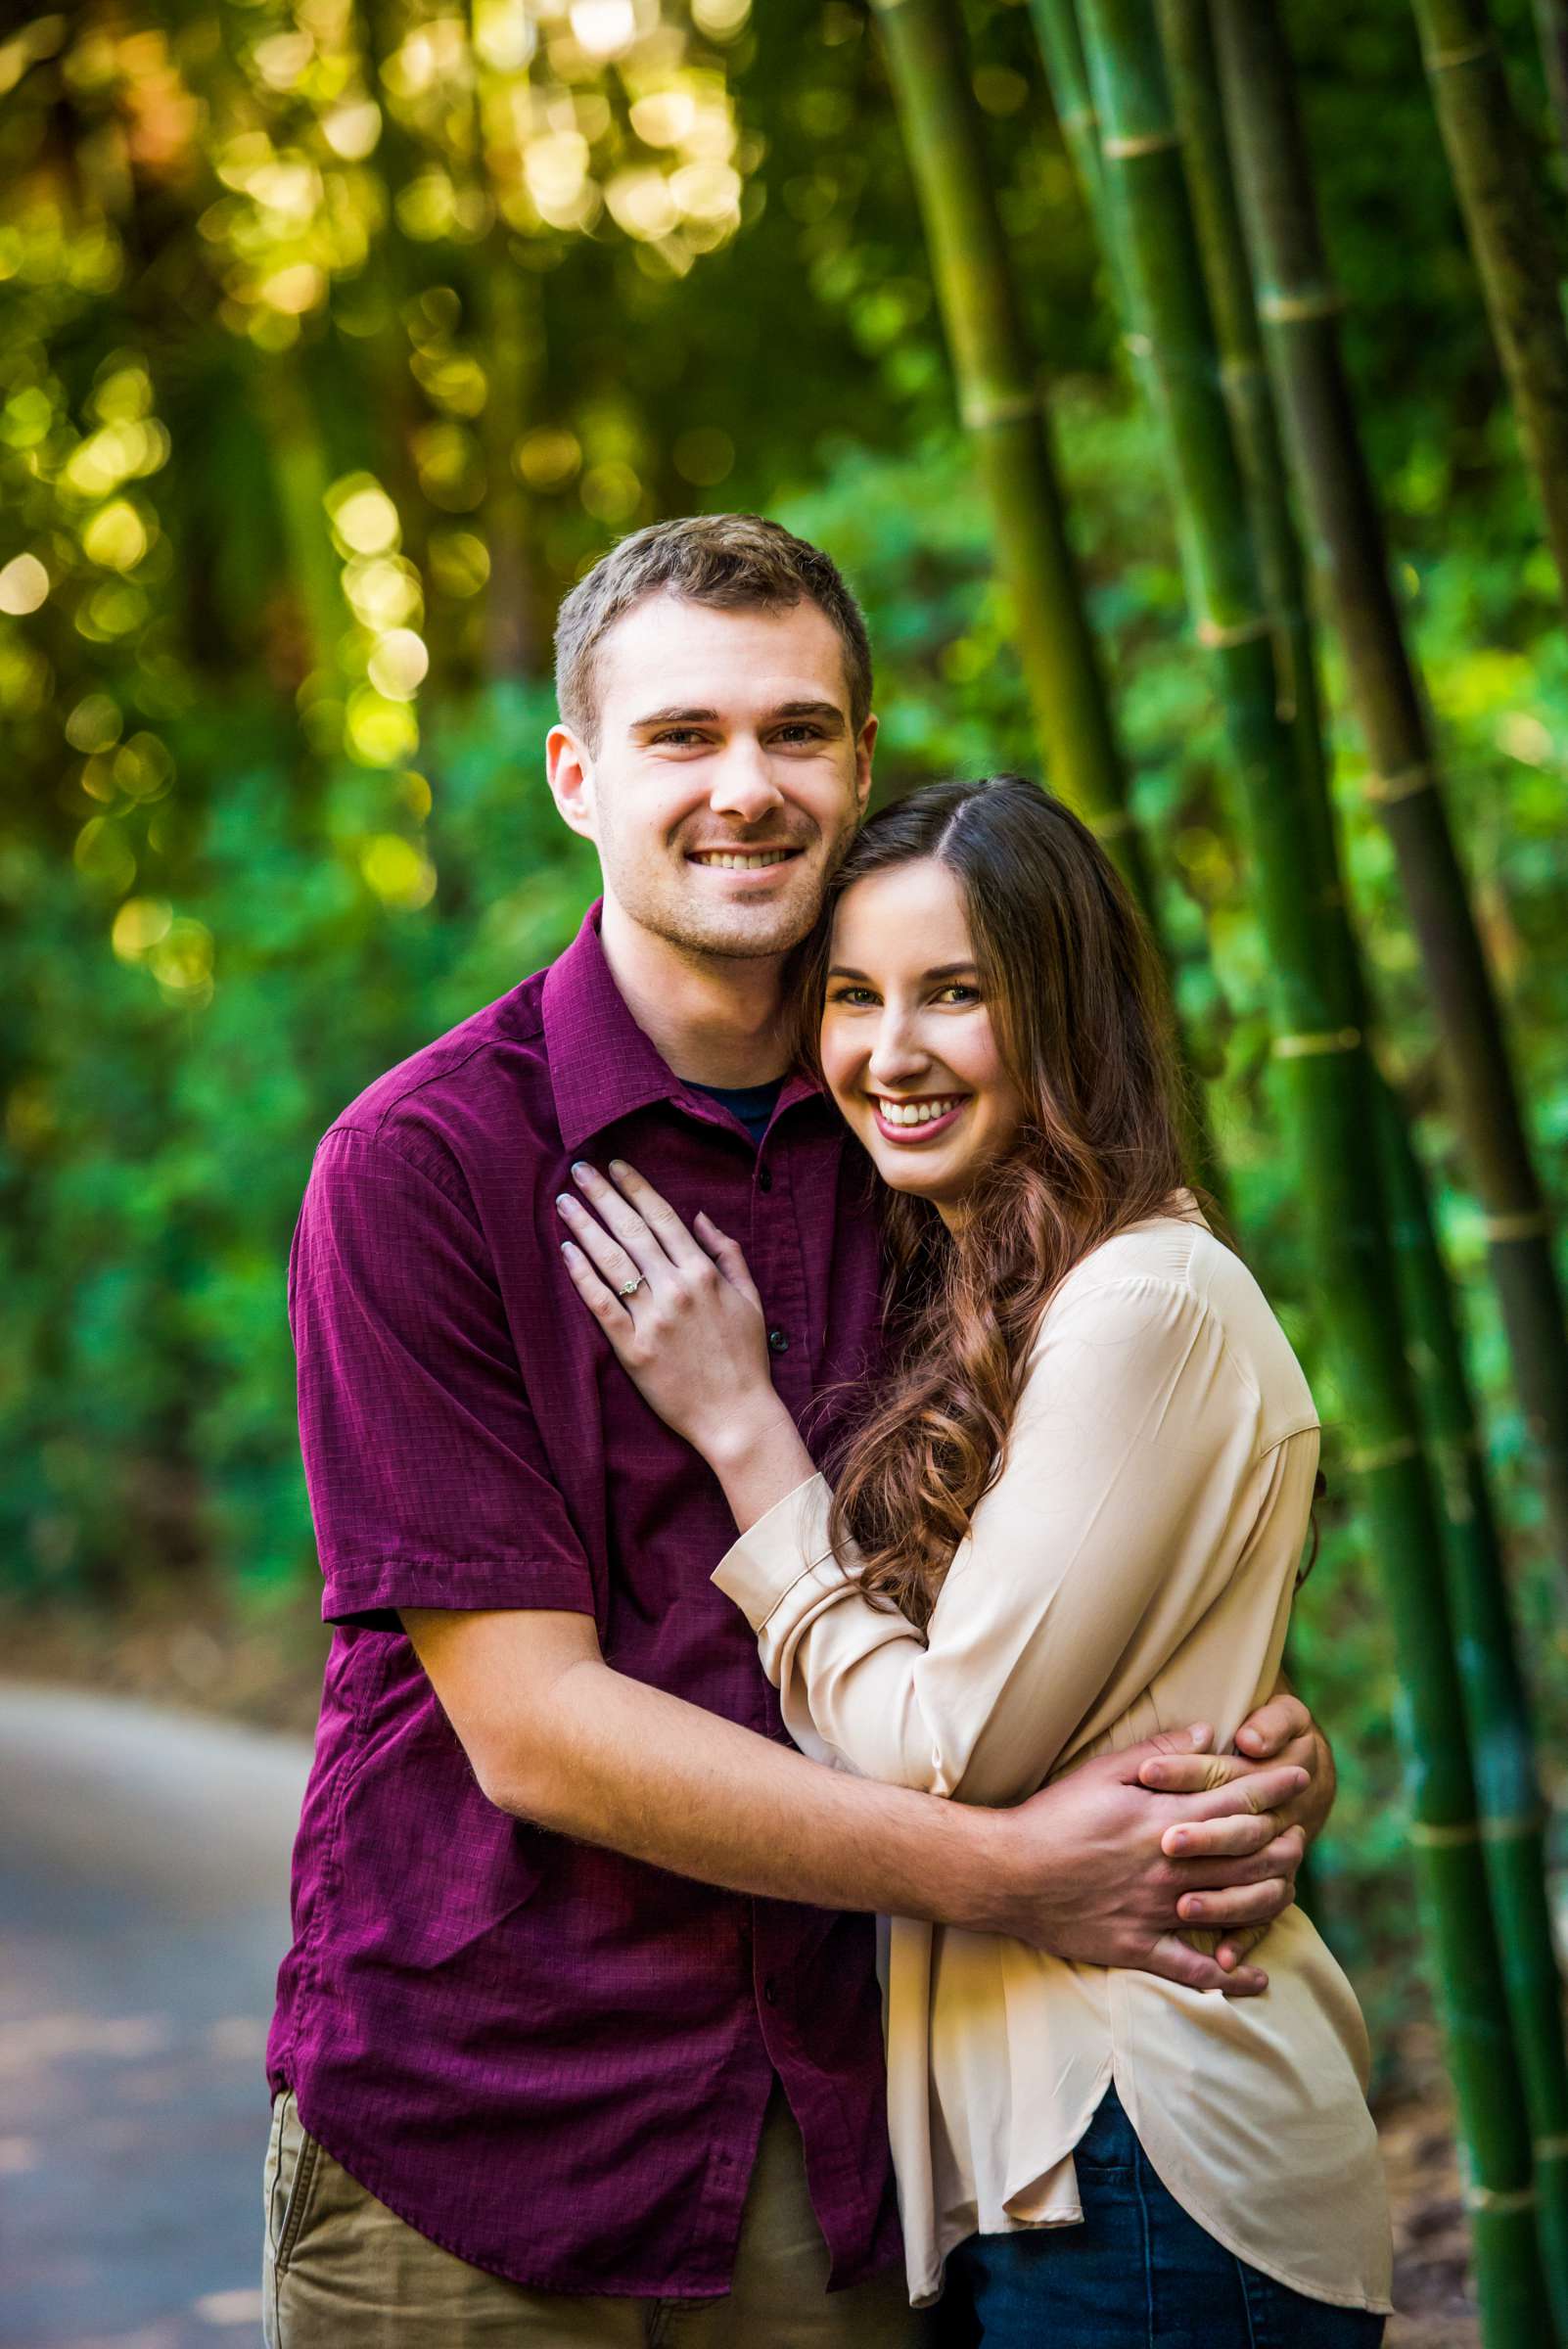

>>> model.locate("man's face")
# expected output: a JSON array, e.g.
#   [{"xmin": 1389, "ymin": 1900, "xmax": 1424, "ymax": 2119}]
[{"xmin": 546, "ymin": 589, "xmax": 876, "ymax": 960}]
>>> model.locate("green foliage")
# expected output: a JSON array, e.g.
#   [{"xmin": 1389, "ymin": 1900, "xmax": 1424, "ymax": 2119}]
[{"xmin": 3, "ymin": 0, "xmax": 1568, "ymax": 2035}]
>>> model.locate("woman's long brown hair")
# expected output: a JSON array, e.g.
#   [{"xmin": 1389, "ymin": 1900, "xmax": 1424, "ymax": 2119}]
[{"xmin": 797, "ymin": 775, "xmax": 1195, "ymax": 1630}]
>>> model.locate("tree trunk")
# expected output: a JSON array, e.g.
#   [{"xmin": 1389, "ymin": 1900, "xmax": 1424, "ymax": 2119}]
[
  {"xmin": 1065, "ymin": 0, "xmax": 1551, "ymax": 2328},
  {"xmin": 1210, "ymin": 0, "xmax": 1568, "ymax": 1619}
]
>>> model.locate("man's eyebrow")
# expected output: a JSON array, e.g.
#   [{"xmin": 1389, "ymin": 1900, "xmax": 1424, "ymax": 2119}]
[
  {"xmin": 772, "ymin": 700, "xmax": 847, "ymax": 728},
  {"xmin": 628, "ymin": 705, "xmax": 719, "ymax": 730},
  {"xmin": 626, "ymin": 700, "xmax": 848, "ymax": 732}
]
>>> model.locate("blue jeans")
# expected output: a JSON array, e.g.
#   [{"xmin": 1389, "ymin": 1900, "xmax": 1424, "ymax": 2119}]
[{"xmin": 942, "ymin": 2086, "xmax": 1386, "ymax": 2347}]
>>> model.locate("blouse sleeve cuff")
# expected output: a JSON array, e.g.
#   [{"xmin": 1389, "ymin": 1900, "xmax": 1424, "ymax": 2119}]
[{"xmin": 712, "ymin": 1473, "xmax": 838, "ymax": 1630}]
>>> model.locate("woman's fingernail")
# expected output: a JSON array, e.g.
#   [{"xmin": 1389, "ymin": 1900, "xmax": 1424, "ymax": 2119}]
[
  {"xmin": 555, "ymin": 1196, "xmax": 574, "ymax": 1215},
  {"xmin": 572, "ymin": 1161, "xmax": 590, "ymax": 1178},
  {"xmin": 609, "ymin": 1159, "xmax": 629, "ymax": 1177}
]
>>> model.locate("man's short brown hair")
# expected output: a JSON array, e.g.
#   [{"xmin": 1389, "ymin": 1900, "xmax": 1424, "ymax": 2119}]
[{"xmin": 554, "ymin": 513, "xmax": 873, "ymax": 749}]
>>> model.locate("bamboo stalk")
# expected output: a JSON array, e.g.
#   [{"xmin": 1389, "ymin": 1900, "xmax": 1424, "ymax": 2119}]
[
  {"xmin": 1407, "ymin": 0, "xmax": 1568, "ymax": 603},
  {"xmin": 1064, "ymin": 0, "xmax": 1550, "ymax": 2327},
  {"xmin": 1209, "ymin": 0, "xmax": 1568, "ymax": 1623},
  {"xmin": 868, "ymin": 0, "xmax": 1139, "ymax": 880},
  {"xmin": 1156, "ymin": 0, "xmax": 1321, "ymax": 795},
  {"xmin": 1027, "ymin": 0, "xmax": 1106, "ymax": 208},
  {"xmin": 1379, "ymin": 1080, "xmax": 1568, "ymax": 2334},
  {"xmin": 867, "ymin": 0, "xmax": 1227, "ymax": 1196},
  {"xmin": 1532, "ymin": 0, "xmax": 1568, "ymax": 166}
]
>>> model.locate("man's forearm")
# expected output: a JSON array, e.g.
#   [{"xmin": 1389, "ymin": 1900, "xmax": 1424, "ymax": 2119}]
[
  {"xmin": 488, "ymin": 1651, "xmax": 1012, "ymax": 1928},
  {"xmin": 405, "ymin": 1605, "xmax": 1309, "ymax": 1988}
]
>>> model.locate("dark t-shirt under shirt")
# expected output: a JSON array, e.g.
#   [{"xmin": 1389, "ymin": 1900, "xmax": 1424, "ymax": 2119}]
[{"xmin": 686, "ymin": 1076, "xmax": 787, "ymax": 1149}]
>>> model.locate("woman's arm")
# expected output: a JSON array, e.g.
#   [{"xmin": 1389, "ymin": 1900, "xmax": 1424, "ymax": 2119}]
[
  {"xmin": 563, "ymin": 1155, "xmax": 1323, "ymax": 1851},
  {"xmin": 715, "ymin": 1272, "xmax": 1300, "ymax": 1808}
]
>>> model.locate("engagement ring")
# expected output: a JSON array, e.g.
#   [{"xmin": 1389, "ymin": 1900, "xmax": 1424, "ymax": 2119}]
[{"xmin": 617, "ymin": 1274, "xmax": 644, "ymax": 1299}]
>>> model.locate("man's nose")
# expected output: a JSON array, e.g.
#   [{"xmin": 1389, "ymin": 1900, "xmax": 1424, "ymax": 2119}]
[{"xmin": 708, "ymin": 739, "xmax": 786, "ymax": 824}]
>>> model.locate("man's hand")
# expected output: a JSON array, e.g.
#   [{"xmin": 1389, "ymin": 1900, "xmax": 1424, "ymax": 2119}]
[
  {"xmin": 977, "ymin": 1726, "xmax": 1309, "ymax": 1997},
  {"xmin": 1136, "ymin": 1689, "xmax": 1333, "ymax": 1971}
]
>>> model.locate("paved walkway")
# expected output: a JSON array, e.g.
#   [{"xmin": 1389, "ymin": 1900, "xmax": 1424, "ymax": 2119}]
[{"xmin": 0, "ymin": 1684, "xmax": 309, "ymax": 2349}]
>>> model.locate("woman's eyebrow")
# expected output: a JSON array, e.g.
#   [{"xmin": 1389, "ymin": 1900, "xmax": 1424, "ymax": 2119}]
[{"xmin": 826, "ymin": 960, "xmax": 980, "ymax": 982}]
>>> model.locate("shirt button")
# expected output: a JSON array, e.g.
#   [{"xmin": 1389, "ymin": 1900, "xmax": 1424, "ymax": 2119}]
[
  {"xmin": 758, "ymin": 1166, "xmax": 773, "ymax": 1193},
  {"xmin": 767, "ymin": 1327, "xmax": 789, "ymax": 1356}
]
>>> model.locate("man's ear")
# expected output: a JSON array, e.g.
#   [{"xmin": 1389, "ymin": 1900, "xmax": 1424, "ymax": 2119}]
[
  {"xmin": 546, "ymin": 722, "xmax": 597, "ymax": 843},
  {"xmin": 853, "ymin": 713, "xmax": 879, "ymax": 816}
]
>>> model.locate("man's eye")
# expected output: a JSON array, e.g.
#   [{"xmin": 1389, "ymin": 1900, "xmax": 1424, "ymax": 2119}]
[
  {"xmin": 775, "ymin": 724, "xmax": 824, "ymax": 743},
  {"xmin": 654, "ymin": 729, "xmax": 705, "ymax": 746}
]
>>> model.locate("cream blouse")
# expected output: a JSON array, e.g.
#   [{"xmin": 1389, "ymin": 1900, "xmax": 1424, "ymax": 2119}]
[{"xmin": 714, "ymin": 1203, "xmax": 1393, "ymax": 2312}]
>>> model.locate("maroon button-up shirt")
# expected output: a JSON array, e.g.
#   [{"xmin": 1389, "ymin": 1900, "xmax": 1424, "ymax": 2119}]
[{"xmin": 266, "ymin": 903, "xmax": 901, "ymax": 2298}]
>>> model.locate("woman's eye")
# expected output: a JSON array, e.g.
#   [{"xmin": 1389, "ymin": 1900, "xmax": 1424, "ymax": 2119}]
[
  {"xmin": 828, "ymin": 986, "xmax": 877, "ymax": 1006},
  {"xmin": 936, "ymin": 984, "xmax": 981, "ymax": 1004}
]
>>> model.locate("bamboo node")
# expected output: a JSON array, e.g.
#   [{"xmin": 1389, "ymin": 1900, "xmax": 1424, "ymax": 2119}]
[
  {"xmin": 1259, "ymin": 287, "xmax": 1345, "ymax": 325},
  {"xmin": 1344, "ymin": 1433, "xmax": 1421, "ymax": 1474},
  {"xmin": 1483, "ymin": 1208, "xmax": 1554, "ymax": 1242},
  {"xmin": 1479, "ymin": 1807, "xmax": 1546, "ymax": 1844},
  {"xmin": 1423, "ymin": 37, "xmax": 1495, "ymax": 71},
  {"xmin": 1535, "ymin": 2135, "xmax": 1568, "ymax": 2162},
  {"xmin": 960, "ymin": 387, "xmax": 1039, "ymax": 432},
  {"xmin": 1462, "ymin": 2181, "xmax": 1537, "ymax": 2215},
  {"xmin": 1197, "ymin": 612, "xmax": 1273, "ymax": 650},
  {"xmin": 1102, "ymin": 129, "xmax": 1181, "ymax": 160},
  {"xmin": 1362, "ymin": 763, "xmax": 1435, "ymax": 806},
  {"xmin": 1270, "ymin": 1027, "xmax": 1361, "ymax": 1060},
  {"xmin": 1408, "ymin": 1817, "xmax": 1480, "ymax": 1848}
]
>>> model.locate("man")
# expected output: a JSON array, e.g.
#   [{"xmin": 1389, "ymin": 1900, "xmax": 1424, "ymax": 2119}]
[{"xmin": 263, "ymin": 515, "xmax": 1329, "ymax": 2345}]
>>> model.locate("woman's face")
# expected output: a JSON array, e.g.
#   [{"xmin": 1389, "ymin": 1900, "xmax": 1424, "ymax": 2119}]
[{"xmin": 819, "ymin": 857, "xmax": 1029, "ymax": 1220}]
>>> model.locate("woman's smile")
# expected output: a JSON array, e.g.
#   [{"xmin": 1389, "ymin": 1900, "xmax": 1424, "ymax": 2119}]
[{"xmin": 867, "ymin": 1092, "xmax": 971, "ymax": 1145}]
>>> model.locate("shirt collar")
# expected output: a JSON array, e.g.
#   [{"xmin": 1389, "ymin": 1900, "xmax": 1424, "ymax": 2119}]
[{"xmin": 541, "ymin": 900, "xmax": 824, "ymax": 1154}]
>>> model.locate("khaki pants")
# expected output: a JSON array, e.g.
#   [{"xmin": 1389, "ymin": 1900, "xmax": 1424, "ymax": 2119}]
[{"xmin": 261, "ymin": 2087, "xmax": 927, "ymax": 2347}]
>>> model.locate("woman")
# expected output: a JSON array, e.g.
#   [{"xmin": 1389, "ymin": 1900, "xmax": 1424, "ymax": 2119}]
[{"xmin": 556, "ymin": 776, "xmax": 1393, "ymax": 2343}]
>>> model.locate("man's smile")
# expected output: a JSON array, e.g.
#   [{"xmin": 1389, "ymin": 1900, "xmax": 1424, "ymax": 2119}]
[{"xmin": 684, "ymin": 847, "xmax": 805, "ymax": 870}]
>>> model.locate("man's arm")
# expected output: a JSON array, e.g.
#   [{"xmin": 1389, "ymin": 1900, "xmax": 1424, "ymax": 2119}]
[{"xmin": 404, "ymin": 1605, "xmax": 1313, "ymax": 1997}]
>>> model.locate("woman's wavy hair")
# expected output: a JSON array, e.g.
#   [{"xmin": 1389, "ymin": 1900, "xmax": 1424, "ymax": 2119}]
[{"xmin": 795, "ymin": 774, "xmax": 1196, "ymax": 1630}]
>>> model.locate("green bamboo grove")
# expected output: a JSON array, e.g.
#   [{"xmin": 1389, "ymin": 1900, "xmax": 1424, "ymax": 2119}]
[
  {"xmin": 1062, "ymin": 0, "xmax": 1552, "ymax": 2326},
  {"xmin": 864, "ymin": 0, "xmax": 1568, "ymax": 2332},
  {"xmin": 1406, "ymin": 0, "xmax": 1568, "ymax": 610},
  {"xmin": 1378, "ymin": 1083, "xmax": 1568, "ymax": 2338},
  {"xmin": 1210, "ymin": 0, "xmax": 1568, "ymax": 1642},
  {"xmin": 865, "ymin": 0, "xmax": 1132, "ymax": 874}
]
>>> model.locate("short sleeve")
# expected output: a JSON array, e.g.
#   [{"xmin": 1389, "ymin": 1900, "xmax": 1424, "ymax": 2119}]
[{"xmin": 291, "ymin": 1127, "xmax": 596, "ymax": 1628}]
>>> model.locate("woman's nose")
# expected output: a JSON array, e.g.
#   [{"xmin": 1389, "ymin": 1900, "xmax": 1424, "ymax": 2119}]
[{"xmin": 867, "ymin": 1014, "xmax": 929, "ymax": 1088}]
